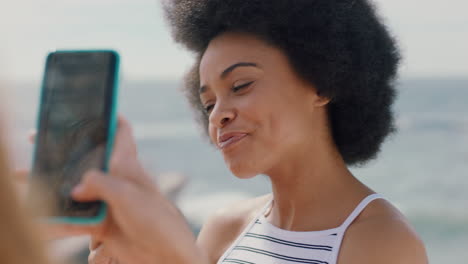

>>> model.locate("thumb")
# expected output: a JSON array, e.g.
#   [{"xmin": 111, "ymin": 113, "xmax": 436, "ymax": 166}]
[{"xmin": 71, "ymin": 170, "xmax": 127, "ymax": 207}]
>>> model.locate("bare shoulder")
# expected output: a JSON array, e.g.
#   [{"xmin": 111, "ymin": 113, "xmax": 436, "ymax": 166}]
[
  {"xmin": 196, "ymin": 193, "xmax": 272, "ymax": 264},
  {"xmin": 338, "ymin": 199, "xmax": 428, "ymax": 264}
]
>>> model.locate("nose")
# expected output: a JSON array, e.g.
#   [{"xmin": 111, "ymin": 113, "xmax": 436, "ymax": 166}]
[{"xmin": 208, "ymin": 102, "xmax": 236, "ymax": 128}]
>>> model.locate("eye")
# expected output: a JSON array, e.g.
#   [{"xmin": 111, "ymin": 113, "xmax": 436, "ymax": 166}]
[
  {"xmin": 232, "ymin": 81, "xmax": 254, "ymax": 93},
  {"xmin": 204, "ymin": 104, "xmax": 214, "ymax": 115}
]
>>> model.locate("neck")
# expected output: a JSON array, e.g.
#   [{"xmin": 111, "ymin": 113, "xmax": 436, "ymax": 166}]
[{"xmin": 264, "ymin": 136, "xmax": 373, "ymax": 231}]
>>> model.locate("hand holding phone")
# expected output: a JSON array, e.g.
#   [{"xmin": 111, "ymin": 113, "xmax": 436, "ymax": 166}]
[{"xmin": 70, "ymin": 118, "xmax": 208, "ymax": 264}]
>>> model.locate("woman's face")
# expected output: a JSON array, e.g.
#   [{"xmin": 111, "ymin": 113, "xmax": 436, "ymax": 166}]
[{"xmin": 199, "ymin": 32, "xmax": 328, "ymax": 178}]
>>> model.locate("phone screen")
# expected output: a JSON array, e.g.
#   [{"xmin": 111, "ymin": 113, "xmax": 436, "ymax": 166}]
[{"xmin": 32, "ymin": 51, "xmax": 117, "ymax": 218}]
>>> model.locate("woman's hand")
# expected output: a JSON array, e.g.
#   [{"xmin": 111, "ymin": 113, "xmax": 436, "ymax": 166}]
[
  {"xmin": 16, "ymin": 117, "xmax": 207, "ymax": 263},
  {"xmin": 70, "ymin": 117, "xmax": 207, "ymax": 264}
]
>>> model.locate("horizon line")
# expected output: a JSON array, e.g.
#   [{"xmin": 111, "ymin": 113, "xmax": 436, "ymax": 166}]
[{"xmin": 2, "ymin": 76, "xmax": 468, "ymax": 85}]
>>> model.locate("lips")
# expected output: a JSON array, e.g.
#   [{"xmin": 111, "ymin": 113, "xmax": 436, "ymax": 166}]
[{"xmin": 217, "ymin": 132, "xmax": 248, "ymax": 149}]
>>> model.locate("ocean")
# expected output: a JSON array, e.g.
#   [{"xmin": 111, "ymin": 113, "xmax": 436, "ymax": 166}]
[{"xmin": 5, "ymin": 78, "xmax": 468, "ymax": 263}]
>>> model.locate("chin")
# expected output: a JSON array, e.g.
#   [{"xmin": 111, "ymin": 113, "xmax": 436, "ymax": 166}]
[
  {"xmin": 232, "ymin": 170, "xmax": 258, "ymax": 179},
  {"xmin": 226, "ymin": 159, "xmax": 261, "ymax": 179},
  {"xmin": 222, "ymin": 142, "xmax": 267, "ymax": 179}
]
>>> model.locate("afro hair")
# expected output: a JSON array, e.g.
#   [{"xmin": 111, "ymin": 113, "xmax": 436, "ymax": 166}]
[{"xmin": 163, "ymin": 0, "xmax": 401, "ymax": 166}]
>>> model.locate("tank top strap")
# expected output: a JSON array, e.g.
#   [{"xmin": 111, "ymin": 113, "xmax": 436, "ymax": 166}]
[{"xmin": 339, "ymin": 193, "xmax": 385, "ymax": 230}]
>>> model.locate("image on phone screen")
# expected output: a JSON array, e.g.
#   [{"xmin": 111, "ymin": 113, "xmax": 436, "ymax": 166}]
[{"xmin": 32, "ymin": 51, "xmax": 117, "ymax": 218}]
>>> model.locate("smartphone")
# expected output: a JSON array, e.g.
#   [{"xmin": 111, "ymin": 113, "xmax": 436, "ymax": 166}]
[{"xmin": 30, "ymin": 50, "xmax": 119, "ymax": 224}]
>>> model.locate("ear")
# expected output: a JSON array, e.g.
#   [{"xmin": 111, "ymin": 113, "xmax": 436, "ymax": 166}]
[{"xmin": 313, "ymin": 92, "xmax": 331, "ymax": 107}]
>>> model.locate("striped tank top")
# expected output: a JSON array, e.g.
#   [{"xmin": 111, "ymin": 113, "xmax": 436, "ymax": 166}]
[{"xmin": 217, "ymin": 193, "xmax": 384, "ymax": 264}]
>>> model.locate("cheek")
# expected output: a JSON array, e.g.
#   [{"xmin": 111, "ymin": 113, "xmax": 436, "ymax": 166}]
[
  {"xmin": 260, "ymin": 104, "xmax": 307, "ymax": 159},
  {"xmin": 208, "ymin": 123, "xmax": 217, "ymax": 145},
  {"xmin": 261, "ymin": 102, "xmax": 291, "ymax": 142}
]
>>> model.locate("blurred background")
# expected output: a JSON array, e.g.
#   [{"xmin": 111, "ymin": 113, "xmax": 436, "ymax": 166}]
[{"xmin": 1, "ymin": 0, "xmax": 467, "ymax": 263}]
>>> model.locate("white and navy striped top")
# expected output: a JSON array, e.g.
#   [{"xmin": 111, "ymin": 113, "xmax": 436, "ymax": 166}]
[{"xmin": 217, "ymin": 193, "xmax": 384, "ymax": 264}]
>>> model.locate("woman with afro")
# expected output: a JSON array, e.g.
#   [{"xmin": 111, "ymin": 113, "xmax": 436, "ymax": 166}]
[{"xmin": 71, "ymin": 1, "xmax": 429, "ymax": 263}]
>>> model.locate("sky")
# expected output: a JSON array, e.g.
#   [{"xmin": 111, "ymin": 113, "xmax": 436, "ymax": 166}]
[{"xmin": 0, "ymin": 0, "xmax": 467, "ymax": 82}]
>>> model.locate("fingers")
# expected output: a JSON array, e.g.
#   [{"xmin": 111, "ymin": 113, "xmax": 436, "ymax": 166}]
[
  {"xmin": 90, "ymin": 236, "xmax": 103, "ymax": 251},
  {"xmin": 72, "ymin": 170, "xmax": 117, "ymax": 202},
  {"xmin": 89, "ymin": 243, "xmax": 120, "ymax": 264},
  {"xmin": 110, "ymin": 117, "xmax": 137, "ymax": 165},
  {"xmin": 71, "ymin": 170, "xmax": 133, "ymax": 207},
  {"xmin": 107, "ymin": 116, "xmax": 152, "ymax": 185}
]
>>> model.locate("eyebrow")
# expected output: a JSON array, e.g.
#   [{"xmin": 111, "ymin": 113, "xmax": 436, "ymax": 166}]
[{"xmin": 199, "ymin": 62, "xmax": 258, "ymax": 94}]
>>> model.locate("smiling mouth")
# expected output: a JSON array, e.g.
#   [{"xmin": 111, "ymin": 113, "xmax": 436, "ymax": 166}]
[{"xmin": 218, "ymin": 134, "xmax": 248, "ymax": 150}]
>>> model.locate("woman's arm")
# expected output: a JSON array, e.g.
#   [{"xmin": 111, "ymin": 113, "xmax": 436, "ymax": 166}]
[
  {"xmin": 338, "ymin": 213, "xmax": 428, "ymax": 264},
  {"xmin": 68, "ymin": 117, "xmax": 209, "ymax": 264}
]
